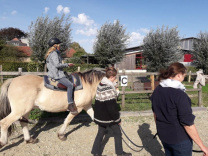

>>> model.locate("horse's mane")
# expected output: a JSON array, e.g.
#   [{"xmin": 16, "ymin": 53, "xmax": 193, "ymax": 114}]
[{"xmin": 78, "ymin": 69, "xmax": 106, "ymax": 84}]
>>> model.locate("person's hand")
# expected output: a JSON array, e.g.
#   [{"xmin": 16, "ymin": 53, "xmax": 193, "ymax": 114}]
[
  {"xmin": 68, "ymin": 63, "xmax": 74, "ymax": 67},
  {"xmin": 200, "ymin": 145, "xmax": 208, "ymax": 156}
]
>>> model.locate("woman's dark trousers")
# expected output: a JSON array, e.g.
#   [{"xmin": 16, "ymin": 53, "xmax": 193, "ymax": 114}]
[{"xmin": 91, "ymin": 124, "xmax": 123, "ymax": 155}]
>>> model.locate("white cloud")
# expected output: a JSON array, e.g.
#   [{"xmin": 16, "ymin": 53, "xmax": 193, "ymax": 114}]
[
  {"xmin": 56, "ymin": 5, "xmax": 70, "ymax": 14},
  {"xmin": 127, "ymin": 28, "xmax": 150, "ymax": 47},
  {"xmin": 44, "ymin": 7, "xmax": 50, "ymax": 14},
  {"xmin": 76, "ymin": 28, "xmax": 97, "ymax": 36},
  {"xmin": 72, "ymin": 13, "xmax": 95, "ymax": 27},
  {"xmin": 57, "ymin": 5, "xmax": 63, "ymax": 14},
  {"xmin": 139, "ymin": 28, "xmax": 150, "ymax": 34},
  {"xmin": 11, "ymin": 10, "xmax": 17, "ymax": 15},
  {"xmin": 63, "ymin": 7, "xmax": 70, "ymax": 14}
]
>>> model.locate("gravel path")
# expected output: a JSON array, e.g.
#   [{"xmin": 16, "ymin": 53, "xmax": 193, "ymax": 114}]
[{"xmin": 0, "ymin": 108, "xmax": 207, "ymax": 156}]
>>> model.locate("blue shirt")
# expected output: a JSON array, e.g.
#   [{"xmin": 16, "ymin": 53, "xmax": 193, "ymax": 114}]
[{"xmin": 151, "ymin": 85, "xmax": 195, "ymax": 144}]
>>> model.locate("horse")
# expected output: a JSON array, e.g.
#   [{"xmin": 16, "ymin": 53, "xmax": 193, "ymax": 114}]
[{"xmin": 0, "ymin": 69, "xmax": 106, "ymax": 148}]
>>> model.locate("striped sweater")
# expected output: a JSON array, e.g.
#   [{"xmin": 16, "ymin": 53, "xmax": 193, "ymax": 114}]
[{"xmin": 94, "ymin": 77, "xmax": 121, "ymax": 127}]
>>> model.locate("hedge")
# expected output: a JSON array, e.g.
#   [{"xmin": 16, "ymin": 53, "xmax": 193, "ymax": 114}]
[{"xmin": 0, "ymin": 61, "xmax": 101, "ymax": 72}]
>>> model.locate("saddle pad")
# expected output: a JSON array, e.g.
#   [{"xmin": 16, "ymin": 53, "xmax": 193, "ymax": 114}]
[{"xmin": 44, "ymin": 73, "xmax": 83, "ymax": 91}]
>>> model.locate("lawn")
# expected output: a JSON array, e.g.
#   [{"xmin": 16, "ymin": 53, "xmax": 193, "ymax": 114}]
[{"xmin": 117, "ymin": 81, "xmax": 208, "ymax": 111}]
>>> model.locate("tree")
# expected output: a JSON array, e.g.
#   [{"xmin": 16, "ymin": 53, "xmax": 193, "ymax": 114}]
[
  {"xmin": 93, "ymin": 20, "xmax": 129, "ymax": 67},
  {"xmin": 70, "ymin": 42, "xmax": 86, "ymax": 54},
  {"xmin": 0, "ymin": 40, "xmax": 20, "ymax": 61},
  {"xmin": 143, "ymin": 26, "xmax": 182, "ymax": 72},
  {"xmin": 28, "ymin": 14, "xmax": 72, "ymax": 62},
  {"xmin": 0, "ymin": 27, "xmax": 27, "ymax": 41},
  {"xmin": 191, "ymin": 32, "xmax": 208, "ymax": 74}
]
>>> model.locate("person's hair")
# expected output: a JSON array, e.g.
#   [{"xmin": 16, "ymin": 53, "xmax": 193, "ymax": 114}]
[
  {"xmin": 106, "ymin": 67, "xmax": 117, "ymax": 78},
  {"xmin": 158, "ymin": 62, "xmax": 187, "ymax": 81},
  {"xmin": 45, "ymin": 44, "xmax": 58, "ymax": 59}
]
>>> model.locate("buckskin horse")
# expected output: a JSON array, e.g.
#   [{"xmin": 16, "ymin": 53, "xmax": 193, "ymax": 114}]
[{"xmin": 0, "ymin": 69, "xmax": 106, "ymax": 148}]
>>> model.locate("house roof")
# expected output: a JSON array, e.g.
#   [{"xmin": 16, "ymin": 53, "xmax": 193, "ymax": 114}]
[
  {"xmin": 12, "ymin": 38, "xmax": 20, "ymax": 41},
  {"xmin": 7, "ymin": 38, "xmax": 27, "ymax": 46},
  {"xmin": 17, "ymin": 46, "xmax": 32, "ymax": 57}
]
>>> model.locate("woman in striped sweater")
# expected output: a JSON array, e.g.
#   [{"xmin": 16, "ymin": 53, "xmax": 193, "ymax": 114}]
[{"xmin": 91, "ymin": 67, "xmax": 131, "ymax": 156}]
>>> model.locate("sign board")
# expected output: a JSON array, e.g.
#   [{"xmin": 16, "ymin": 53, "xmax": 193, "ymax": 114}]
[{"xmin": 121, "ymin": 75, "xmax": 128, "ymax": 86}]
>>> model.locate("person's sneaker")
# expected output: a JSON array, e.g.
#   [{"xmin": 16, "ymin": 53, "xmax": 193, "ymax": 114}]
[
  {"xmin": 67, "ymin": 103, "xmax": 78, "ymax": 114},
  {"xmin": 117, "ymin": 151, "xmax": 132, "ymax": 156}
]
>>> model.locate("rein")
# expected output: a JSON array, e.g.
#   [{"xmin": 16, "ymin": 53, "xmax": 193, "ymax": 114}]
[{"xmin": 119, "ymin": 125, "xmax": 203, "ymax": 153}]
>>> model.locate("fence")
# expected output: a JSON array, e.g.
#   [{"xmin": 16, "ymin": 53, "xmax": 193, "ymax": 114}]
[
  {"xmin": 117, "ymin": 69, "xmax": 203, "ymax": 107},
  {"xmin": 0, "ymin": 65, "xmax": 203, "ymax": 107}
]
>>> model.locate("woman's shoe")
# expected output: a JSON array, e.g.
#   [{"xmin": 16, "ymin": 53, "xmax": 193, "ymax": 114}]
[
  {"xmin": 67, "ymin": 103, "xmax": 78, "ymax": 114},
  {"xmin": 117, "ymin": 151, "xmax": 132, "ymax": 156}
]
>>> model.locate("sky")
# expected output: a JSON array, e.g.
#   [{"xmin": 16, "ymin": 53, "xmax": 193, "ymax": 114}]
[{"xmin": 1, "ymin": 0, "xmax": 208, "ymax": 53}]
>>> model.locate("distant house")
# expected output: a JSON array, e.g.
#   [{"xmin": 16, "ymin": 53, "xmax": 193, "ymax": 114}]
[
  {"xmin": 7, "ymin": 38, "xmax": 32, "ymax": 62},
  {"xmin": 115, "ymin": 37, "xmax": 196, "ymax": 70},
  {"xmin": 7, "ymin": 38, "xmax": 75, "ymax": 62},
  {"xmin": 180, "ymin": 37, "xmax": 197, "ymax": 66},
  {"xmin": 115, "ymin": 46, "xmax": 144, "ymax": 70}
]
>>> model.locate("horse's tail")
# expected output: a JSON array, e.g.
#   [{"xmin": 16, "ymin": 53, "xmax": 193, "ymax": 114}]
[{"xmin": 0, "ymin": 78, "xmax": 15, "ymax": 135}]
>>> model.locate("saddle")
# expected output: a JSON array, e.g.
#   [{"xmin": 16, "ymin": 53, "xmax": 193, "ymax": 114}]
[{"xmin": 44, "ymin": 72, "xmax": 83, "ymax": 91}]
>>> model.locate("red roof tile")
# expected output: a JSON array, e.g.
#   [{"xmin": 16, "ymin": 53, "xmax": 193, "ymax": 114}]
[
  {"xmin": 12, "ymin": 38, "xmax": 20, "ymax": 41},
  {"xmin": 17, "ymin": 46, "xmax": 32, "ymax": 57}
]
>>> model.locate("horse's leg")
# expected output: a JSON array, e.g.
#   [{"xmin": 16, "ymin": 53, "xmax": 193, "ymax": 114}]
[
  {"xmin": 57, "ymin": 107, "xmax": 83, "ymax": 141},
  {"xmin": 0, "ymin": 112, "xmax": 21, "ymax": 147},
  {"xmin": 84, "ymin": 105, "xmax": 94, "ymax": 120},
  {"xmin": 19, "ymin": 113, "xmax": 38, "ymax": 144}
]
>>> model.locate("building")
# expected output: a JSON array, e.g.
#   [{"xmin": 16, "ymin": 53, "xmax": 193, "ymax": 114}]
[
  {"xmin": 7, "ymin": 38, "xmax": 32, "ymax": 62},
  {"xmin": 115, "ymin": 37, "xmax": 196, "ymax": 70}
]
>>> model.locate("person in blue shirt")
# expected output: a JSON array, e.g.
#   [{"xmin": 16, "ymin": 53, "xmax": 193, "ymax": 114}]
[{"xmin": 151, "ymin": 62, "xmax": 208, "ymax": 156}]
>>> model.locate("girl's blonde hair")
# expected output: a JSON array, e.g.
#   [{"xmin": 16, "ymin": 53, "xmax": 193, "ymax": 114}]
[{"xmin": 45, "ymin": 44, "xmax": 58, "ymax": 59}]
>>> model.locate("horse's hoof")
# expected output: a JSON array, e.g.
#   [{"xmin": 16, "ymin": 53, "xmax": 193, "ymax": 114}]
[
  {"xmin": 57, "ymin": 134, "xmax": 67, "ymax": 141},
  {"xmin": 26, "ymin": 138, "xmax": 39, "ymax": 144}
]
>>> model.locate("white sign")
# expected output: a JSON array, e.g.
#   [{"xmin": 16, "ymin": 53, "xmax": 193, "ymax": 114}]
[{"xmin": 121, "ymin": 75, "xmax": 128, "ymax": 86}]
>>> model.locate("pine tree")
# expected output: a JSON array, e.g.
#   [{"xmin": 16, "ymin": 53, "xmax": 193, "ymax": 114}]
[
  {"xmin": 28, "ymin": 14, "xmax": 72, "ymax": 62},
  {"xmin": 191, "ymin": 32, "xmax": 208, "ymax": 74},
  {"xmin": 93, "ymin": 20, "xmax": 129, "ymax": 67},
  {"xmin": 143, "ymin": 26, "xmax": 182, "ymax": 72}
]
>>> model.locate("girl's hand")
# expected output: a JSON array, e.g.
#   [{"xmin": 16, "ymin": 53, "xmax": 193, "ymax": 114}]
[{"xmin": 68, "ymin": 63, "xmax": 74, "ymax": 67}]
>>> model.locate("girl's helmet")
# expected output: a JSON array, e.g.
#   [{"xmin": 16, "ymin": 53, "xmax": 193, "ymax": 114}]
[{"xmin": 48, "ymin": 38, "xmax": 62, "ymax": 47}]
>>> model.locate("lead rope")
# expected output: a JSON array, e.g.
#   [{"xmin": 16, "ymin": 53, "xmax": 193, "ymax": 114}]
[{"xmin": 119, "ymin": 125, "xmax": 203, "ymax": 153}]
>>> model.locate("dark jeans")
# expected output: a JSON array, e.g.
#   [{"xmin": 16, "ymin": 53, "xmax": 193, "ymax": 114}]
[
  {"xmin": 91, "ymin": 124, "xmax": 123, "ymax": 155},
  {"xmin": 162, "ymin": 139, "xmax": 193, "ymax": 156},
  {"xmin": 58, "ymin": 77, "xmax": 74, "ymax": 104}
]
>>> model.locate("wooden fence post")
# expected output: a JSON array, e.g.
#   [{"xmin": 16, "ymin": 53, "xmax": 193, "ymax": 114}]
[
  {"xmin": 198, "ymin": 84, "xmax": 202, "ymax": 107},
  {"xmin": 0, "ymin": 65, "xmax": 3, "ymax": 83},
  {"xmin": 122, "ymin": 69, "xmax": 126, "ymax": 108},
  {"xmin": 188, "ymin": 71, "xmax": 191, "ymax": 83},
  {"xmin": 18, "ymin": 68, "xmax": 22, "ymax": 76},
  {"xmin": 150, "ymin": 75, "xmax": 155, "ymax": 90}
]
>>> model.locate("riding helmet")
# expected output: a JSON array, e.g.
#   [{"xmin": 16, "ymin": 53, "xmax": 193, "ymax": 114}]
[{"xmin": 48, "ymin": 38, "xmax": 62, "ymax": 47}]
